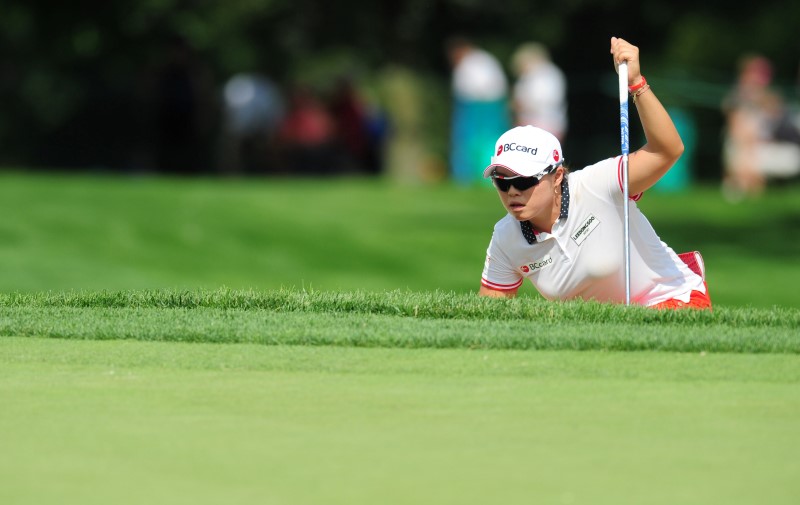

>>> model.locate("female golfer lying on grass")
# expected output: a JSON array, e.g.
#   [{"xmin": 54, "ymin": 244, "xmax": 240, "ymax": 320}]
[{"xmin": 479, "ymin": 37, "xmax": 711, "ymax": 309}]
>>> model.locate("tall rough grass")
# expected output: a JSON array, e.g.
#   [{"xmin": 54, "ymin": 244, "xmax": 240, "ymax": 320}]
[{"xmin": 2, "ymin": 289, "xmax": 798, "ymax": 353}]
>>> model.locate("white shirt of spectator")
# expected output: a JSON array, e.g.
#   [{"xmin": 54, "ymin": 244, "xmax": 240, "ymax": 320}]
[
  {"xmin": 481, "ymin": 157, "xmax": 706, "ymax": 306},
  {"xmin": 513, "ymin": 61, "xmax": 567, "ymax": 135},
  {"xmin": 453, "ymin": 49, "xmax": 508, "ymax": 102}
]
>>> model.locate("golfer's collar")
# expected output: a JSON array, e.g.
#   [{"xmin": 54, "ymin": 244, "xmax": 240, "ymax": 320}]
[
  {"xmin": 558, "ymin": 177, "xmax": 570, "ymax": 221},
  {"xmin": 520, "ymin": 178, "xmax": 570, "ymax": 245}
]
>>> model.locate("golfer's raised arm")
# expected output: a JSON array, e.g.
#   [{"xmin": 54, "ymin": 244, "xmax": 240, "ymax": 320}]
[{"xmin": 610, "ymin": 37, "xmax": 684, "ymax": 195}]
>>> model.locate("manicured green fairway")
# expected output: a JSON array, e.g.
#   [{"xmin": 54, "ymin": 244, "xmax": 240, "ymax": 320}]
[
  {"xmin": 2, "ymin": 337, "xmax": 799, "ymax": 505},
  {"xmin": 2, "ymin": 290, "xmax": 799, "ymax": 504}
]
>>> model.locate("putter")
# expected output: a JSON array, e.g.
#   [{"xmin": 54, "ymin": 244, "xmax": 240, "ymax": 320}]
[{"xmin": 618, "ymin": 61, "xmax": 631, "ymax": 305}]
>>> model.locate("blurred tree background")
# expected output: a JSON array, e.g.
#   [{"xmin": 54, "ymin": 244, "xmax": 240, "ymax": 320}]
[{"xmin": 1, "ymin": 0, "xmax": 799, "ymax": 180}]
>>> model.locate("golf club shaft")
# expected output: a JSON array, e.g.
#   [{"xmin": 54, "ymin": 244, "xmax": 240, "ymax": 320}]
[{"xmin": 618, "ymin": 62, "xmax": 631, "ymax": 305}]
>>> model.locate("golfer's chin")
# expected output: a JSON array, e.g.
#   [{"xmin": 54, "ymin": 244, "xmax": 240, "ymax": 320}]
[{"xmin": 506, "ymin": 205, "xmax": 531, "ymax": 221}]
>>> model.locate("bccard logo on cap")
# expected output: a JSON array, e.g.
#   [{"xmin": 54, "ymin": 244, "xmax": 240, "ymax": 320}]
[
  {"xmin": 501, "ymin": 143, "xmax": 538, "ymax": 156},
  {"xmin": 483, "ymin": 125, "xmax": 564, "ymax": 179}
]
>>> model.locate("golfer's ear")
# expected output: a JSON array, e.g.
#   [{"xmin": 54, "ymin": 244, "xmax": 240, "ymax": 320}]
[{"xmin": 554, "ymin": 166, "xmax": 565, "ymax": 184}]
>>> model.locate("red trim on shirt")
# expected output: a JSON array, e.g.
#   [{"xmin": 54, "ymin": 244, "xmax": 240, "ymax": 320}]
[
  {"xmin": 481, "ymin": 277, "xmax": 523, "ymax": 291},
  {"xmin": 617, "ymin": 157, "xmax": 642, "ymax": 201}
]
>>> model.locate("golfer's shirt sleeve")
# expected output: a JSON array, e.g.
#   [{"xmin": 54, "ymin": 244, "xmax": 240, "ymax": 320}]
[
  {"xmin": 582, "ymin": 156, "xmax": 643, "ymax": 203},
  {"xmin": 481, "ymin": 235, "xmax": 523, "ymax": 292},
  {"xmin": 614, "ymin": 156, "xmax": 642, "ymax": 201}
]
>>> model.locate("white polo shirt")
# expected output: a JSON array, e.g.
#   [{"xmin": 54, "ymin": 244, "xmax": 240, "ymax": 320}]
[{"xmin": 481, "ymin": 156, "xmax": 706, "ymax": 306}]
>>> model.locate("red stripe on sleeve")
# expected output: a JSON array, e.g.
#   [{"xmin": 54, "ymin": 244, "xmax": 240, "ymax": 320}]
[
  {"xmin": 617, "ymin": 156, "xmax": 643, "ymax": 201},
  {"xmin": 481, "ymin": 277, "xmax": 523, "ymax": 291}
]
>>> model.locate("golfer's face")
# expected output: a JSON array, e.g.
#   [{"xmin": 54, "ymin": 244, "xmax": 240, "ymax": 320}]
[{"xmin": 494, "ymin": 169, "xmax": 553, "ymax": 222}]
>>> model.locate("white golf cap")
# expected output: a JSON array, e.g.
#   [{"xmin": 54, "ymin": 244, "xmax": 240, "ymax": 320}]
[{"xmin": 483, "ymin": 125, "xmax": 564, "ymax": 178}]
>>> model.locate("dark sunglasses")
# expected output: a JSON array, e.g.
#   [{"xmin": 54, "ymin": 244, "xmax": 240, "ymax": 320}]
[{"xmin": 491, "ymin": 165, "xmax": 558, "ymax": 192}]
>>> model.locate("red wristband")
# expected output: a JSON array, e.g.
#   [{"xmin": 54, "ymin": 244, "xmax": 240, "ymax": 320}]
[{"xmin": 628, "ymin": 75, "xmax": 647, "ymax": 93}]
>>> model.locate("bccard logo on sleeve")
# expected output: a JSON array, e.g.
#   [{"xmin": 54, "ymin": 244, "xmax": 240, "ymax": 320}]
[{"xmin": 519, "ymin": 255, "xmax": 553, "ymax": 274}]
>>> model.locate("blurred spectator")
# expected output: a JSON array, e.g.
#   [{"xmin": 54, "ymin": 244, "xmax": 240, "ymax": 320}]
[
  {"xmin": 510, "ymin": 42, "xmax": 568, "ymax": 141},
  {"xmin": 378, "ymin": 65, "xmax": 434, "ymax": 183},
  {"xmin": 219, "ymin": 73, "xmax": 285, "ymax": 175},
  {"xmin": 722, "ymin": 54, "xmax": 800, "ymax": 200},
  {"xmin": 446, "ymin": 37, "xmax": 510, "ymax": 185},
  {"xmin": 276, "ymin": 84, "xmax": 340, "ymax": 175},
  {"xmin": 329, "ymin": 76, "xmax": 377, "ymax": 174},
  {"xmin": 148, "ymin": 35, "xmax": 218, "ymax": 174},
  {"xmin": 362, "ymin": 97, "xmax": 390, "ymax": 176}
]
